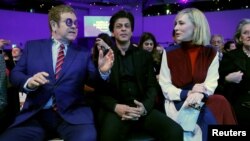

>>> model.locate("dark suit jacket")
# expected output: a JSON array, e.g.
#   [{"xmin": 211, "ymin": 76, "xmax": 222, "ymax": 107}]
[
  {"xmin": 0, "ymin": 54, "xmax": 7, "ymax": 113},
  {"xmin": 218, "ymin": 48, "xmax": 250, "ymax": 104},
  {"xmin": 10, "ymin": 39, "xmax": 98, "ymax": 126},
  {"xmin": 96, "ymin": 44, "xmax": 158, "ymax": 113}
]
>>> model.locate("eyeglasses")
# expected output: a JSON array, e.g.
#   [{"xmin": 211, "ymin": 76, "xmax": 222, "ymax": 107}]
[{"xmin": 62, "ymin": 18, "xmax": 78, "ymax": 27}]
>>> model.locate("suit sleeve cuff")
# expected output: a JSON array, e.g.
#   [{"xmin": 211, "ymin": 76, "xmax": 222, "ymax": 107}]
[
  {"xmin": 202, "ymin": 93, "xmax": 209, "ymax": 101},
  {"xmin": 99, "ymin": 70, "xmax": 111, "ymax": 80},
  {"xmin": 180, "ymin": 90, "xmax": 189, "ymax": 100},
  {"xmin": 23, "ymin": 78, "xmax": 37, "ymax": 93}
]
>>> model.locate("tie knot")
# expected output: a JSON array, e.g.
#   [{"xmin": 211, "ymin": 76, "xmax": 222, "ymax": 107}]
[{"xmin": 59, "ymin": 44, "xmax": 65, "ymax": 50}]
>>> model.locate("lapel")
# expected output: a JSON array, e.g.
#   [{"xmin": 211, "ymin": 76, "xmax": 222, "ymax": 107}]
[
  {"xmin": 111, "ymin": 46, "xmax": 121, "ymax": 89},
  {"xmin": 132, "ymin": 48, "xmax": 141, "ymax": 83},
  {"xmin": 133, "ymin": 47, "xmax": 145, "ymax": 92},
  {"xmin": 41, "ymin": 39, "xmax": 55, "ymax": 82},
  {"xmin": 232, "ymin": 49, "xmax": 247, "ymax": 71},
  {"xmin": 56, "ymin": 43, "xmax": 78, "ymax": 82}
]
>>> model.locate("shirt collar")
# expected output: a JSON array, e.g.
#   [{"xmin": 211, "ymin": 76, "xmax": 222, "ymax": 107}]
[{"xmin": 51, "ymin": 37, "xmax": 69, "ymax": 48}]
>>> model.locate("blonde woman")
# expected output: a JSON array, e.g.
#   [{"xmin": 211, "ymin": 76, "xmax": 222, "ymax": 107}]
[{"xmin": 159, "ymin": 8, "xmax": 236, "ymax": 141}]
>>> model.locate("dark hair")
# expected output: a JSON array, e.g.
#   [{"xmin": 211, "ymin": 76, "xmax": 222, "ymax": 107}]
[
  {"xmin": 92, "ymin": 33, "xmax": 113, "ymax": 67},
  {"xmin": 109, "ymin": 10, "xmax": 134, "ymax": 32},
  {"xmin": 224, "ymin": 40, "xmax": 236, "ymax": 51},
  {"xmin": 138, "ymin": 32, "xmax": 162, "ymax": 66},
  {"xmin": 138, "ymin": 32, "xmax": 157, "ymax": 50}
]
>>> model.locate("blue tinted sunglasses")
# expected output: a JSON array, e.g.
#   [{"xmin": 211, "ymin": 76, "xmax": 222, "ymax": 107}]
[{"xmin": 64, "ymin": 18, "xmax": 78, "ymax": 27}]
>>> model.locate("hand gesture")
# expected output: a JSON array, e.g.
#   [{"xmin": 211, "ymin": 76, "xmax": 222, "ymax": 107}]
[
  {"xmin": 95, "ymin": 38, "xmax": 110, "ymax": 51},
  {"xmin": 225, "ymin": 71, "xmax": 243, "ymax": 83},
  {"xmin": 27, "ymin": 72, "xmax": 49, "ymax": 89},
  {"xmin": 98, "ymin": 46, "xmax": 114, "ymax": 73},
  {"xmin": 0, "ymin": 39, "xmax": 10, "ymax": 49}
]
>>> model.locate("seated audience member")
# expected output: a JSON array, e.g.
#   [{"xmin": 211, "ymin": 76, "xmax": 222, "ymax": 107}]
[
  {"xmin": 159, "ymin": 8, "xmax": 236, "ymax": 141},
  {"xmin": 218, "ymin": 18, "xmax": 250, "ymax": 125},
  {"xmin": 10, "ymin": 44, "xmax": 25, "ymax": 109},
  {"xmin": 210, "ymin": 34, "xmax": 224, "ymax": 52},
  {"xmin": 86, "ymin": 32, "xmax": 114, "ymax": 111},
  {"xmin": 0, "ymin": 39, "xmax": 9, "ymax": 133},
  {"xmin": 0, "ymin": 41, "xmax": 15, "ymax": 72},
  {"xmin": 11, "ymin": 44, "xmax": 23, "ymax": 65},
  {"xmin": 0, "ymin": 39, "xmax": 8, "ymax": 113},
  {"xmin": 138, "ymin": 32, "xmax": 165, "ymax": 110},
  {"xmin": 210, "ymin": 34, "xmax": 224, "ymax": 60},
  {"xmin": 85, "ymin": 33, "xmax": 113, "ymax": 93},
  {"xmin": 223, "ymin": 40, "xmax": 237, "ymax": 52},
  {"xmin": 96, "ymin": 10, "xmax": 183, "ymax": 141},
  {"xmin": 138, "ymin": 32, "xmax": 162, "ymax": 78},
  {"xmin": 0, "ymin": 5, "xmax": 114, "ymax": 141}
]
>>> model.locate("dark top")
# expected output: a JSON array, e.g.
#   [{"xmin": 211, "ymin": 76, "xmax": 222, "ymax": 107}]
[
  {"xmin": 218, "ymin": 48, "xmax": 250, "ymax": 125},
  {"xmin": 0, "ymin": 54, "xmax": 7, "ymax": 113},
  {"xmin": 96, "ymin": 43, "xmax": 158, "ymax": 112},
  {"xmin": 218, "ymin": 48, "xmax": 250, "ymax": 104}
]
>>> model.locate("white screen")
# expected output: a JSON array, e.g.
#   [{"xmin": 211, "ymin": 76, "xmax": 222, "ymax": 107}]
[{"xmin": 84, "ymin": 16, "xmax": 111, "ymax": 37}]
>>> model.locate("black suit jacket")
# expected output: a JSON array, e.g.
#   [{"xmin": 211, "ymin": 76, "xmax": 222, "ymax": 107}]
[
  {"xmin": 0, "ymin": 54, "xmax": 7, "ymax": 113},
  {"xmin": 96, "ymin": 44, "xmax": 158, "ymax": 113},
  {"xmin": 218, "ymin": 48, "xmax": 250, "ymax": 103},
  {"xmin": 10, "ymin": 39, "xmax": 98, "ymax": 126}
]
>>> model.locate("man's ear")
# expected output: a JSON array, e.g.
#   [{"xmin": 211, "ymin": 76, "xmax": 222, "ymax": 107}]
[{"xmin": 50, "ymin": 20, "xmax": 57, "ymax": 32}]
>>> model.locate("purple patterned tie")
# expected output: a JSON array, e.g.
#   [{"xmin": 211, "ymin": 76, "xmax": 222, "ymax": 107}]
[
  {"xmin": 52, "ymin": 44, "xmax": 65, "ymax": 110},
  {"xmin": 55, "ymin": 44, "xmax": 65, "ymax": 79}
]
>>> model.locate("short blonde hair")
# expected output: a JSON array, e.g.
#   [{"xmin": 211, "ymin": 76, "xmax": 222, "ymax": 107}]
[
  {"xmin": 175, "ymin": 8, "xmax": 211, "ymax": 46},
  {"xmin": 48, "ymin": 5, "xmax": 75, "ymax": 32}
]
